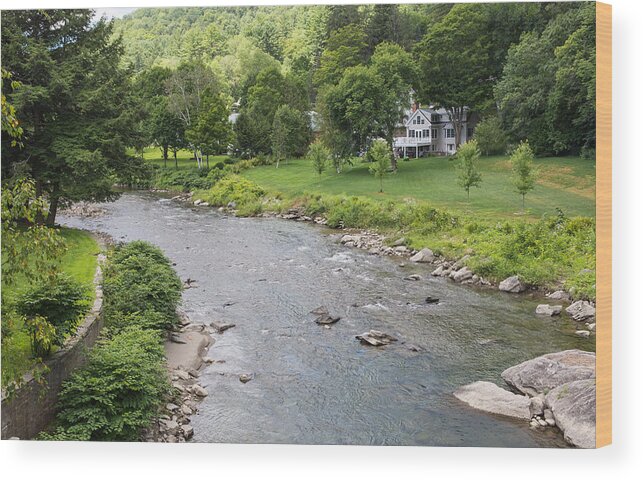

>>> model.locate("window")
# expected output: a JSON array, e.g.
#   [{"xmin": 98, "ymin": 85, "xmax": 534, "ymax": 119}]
[
  {"xmin": 431, "ymin": 114, "xmax": 441, "ymax": 123},
  {"xmin": 445, "ymin": 128, "xmax": 455, "ymax": 139},
  {"xmin": 431, "ymin": 128, "xmax": 438, "ymax": 139},
  {"xmin": 467, "ymin": 127, "xmax": 474, "ymax": 139},
  {"xmin": 423, "ymin": 129, "xmax": 429, "ymax": 138},
  {"xmin": 448, "ymin": 144, "xmax": 454, "ymax": 151}
]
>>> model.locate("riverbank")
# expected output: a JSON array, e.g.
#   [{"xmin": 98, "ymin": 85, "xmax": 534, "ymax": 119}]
[{"xmin": 164, "ymin": 179, "xmax": 596, "ymax": 304}]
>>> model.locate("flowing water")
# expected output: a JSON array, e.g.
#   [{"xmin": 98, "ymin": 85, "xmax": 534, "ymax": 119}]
[{"xmin": 59, "ymin": 191, "xmax": 594, "ymax": 447}]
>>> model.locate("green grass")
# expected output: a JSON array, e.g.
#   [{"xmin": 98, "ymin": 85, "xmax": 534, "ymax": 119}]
[
  {"xmin": 135, "ymin": 147, "xmax": 228, "ymax": 170},
  {"xmin": 241, "ymin": 155, "xmax": 595, "ymax": 220},
  {"xmin": 1, "ymin": 228, "xmax": 100, "ymax": 386}
]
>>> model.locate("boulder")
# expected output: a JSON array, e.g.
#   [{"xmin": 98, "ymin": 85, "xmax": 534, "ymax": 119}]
[
  {"xmin": 315, "ymin": 314, "xmax": 340, "ymax": 325},
  {"xmin": 404, "ymin": 274, "xmax": 421, "ymax": 281},
  {"xmin": 431, "ymin": 266, "xmax": 444, "ymax": 277},
  {"xmin": 409, "ymin": 248, "xmax": 434, "ymax": 263},
  {"xmin": 210, "ymin": 321, "xmax": 236, "ymax": 333},
  {"xmin": 544, "ymin": 409, "xmax": 556, "ymax": 426},
  {"xmin": 392, "ymin": 237, "xmax": 407, "ymax": 247},
  {"xmin": 356, "ymin": 330, "xmax": 398, "ymax": 346},
  {"xmin": 453, "ymin": 381, "xmax": 531, "ymax": 420},
  {"xmin": 425, "ymin": 296, "xmax": 440, "ymax": 304},
  {"xmin": 452, "ymin": 267, "xmax": 473, "ymax": 283},
  {"xmin": 529, "ymin": 396, "xmax": 545, "ymax": 417},
  {"xmin": 192, "ymin": 384, "xmax": 209, "ymax": 397},
  {"xmin": 547, "ymin": 290, "xmax": 571, "ymax": 301},
  {"xmin": 501, "ymin": 349, "xmax": 595, "ymax": 397},
  {"xmin": 545, "ymin": 379, "xmax": 596, "ymax": 448},
  {"xmin": 566, "ymin": 300, "xmax": 596, "ymax": 322},
  {"xmin": 340, "ymin": 234, "xmax": 361, "ymax": 245},
  {"xmin": 575, "ymin": 330, "xmax": 591, "ymax": 338},
  {"xmin": 498, "ymin": 276, "xmax": 526, "ymax": 293},
  {"xmin": 452, "ymin": 255, "xmax": 470, "ymax": 270},
  {"xmin": 239, "ymin": 374, "xmax": 253, "ymax": 383},
  {"xmin": 535, "ymin": 304, "xmax": 563, "ymax": 316},
  {"xmin": 181, "ymin": 424, "xmax": 194, "ymax": 440}
]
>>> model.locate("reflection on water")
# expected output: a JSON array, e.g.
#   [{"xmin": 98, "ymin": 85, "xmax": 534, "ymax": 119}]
[{"xmin": 59, "ymin": 191, "xmax": 594, "ymax": 447}]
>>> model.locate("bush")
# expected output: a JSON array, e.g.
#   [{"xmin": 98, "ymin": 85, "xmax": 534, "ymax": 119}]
[
  {"xmin": 198, "ymin": 175, "xmax": 265, "ymax": 215},
  {"xmin": 152, "ymin": 167, "xmax": 216, "ymax": 191},
  {"xmin": 41, "ymin": 326, "xmax": 169, "ymax": 441},
  {"xmin": 102, "ymin": 242, "xmax": 182, "ymax": 332},
  {"xmin": 16, "ymin": 273, "xmax": 90, "ymax": 350}
]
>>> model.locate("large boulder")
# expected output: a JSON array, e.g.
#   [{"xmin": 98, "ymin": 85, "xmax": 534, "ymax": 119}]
[
  {"xmin": 410, "ymin": 248, "xmax": 434, "ymax": 263},
  {"xmin": 545, "ymin": 379, "xmax": 596, "ymax": 448},
  {"xmin": 501, "ymin": 350, "xmax": 595, "ymax": 397},
  {"xmin": 453, "ymin": 381, "xmax": 531, "ymax": 420},
  {"xmin": 547, "ymin": 290, "xmax": 571, "ymax": 301},
  {"xmin": 498, "ymin": 276, "xmax": 526, "ymax": 293},
  {"xmin": 565, "ymin": 300, "xmax": 596, "ymax": 322}
]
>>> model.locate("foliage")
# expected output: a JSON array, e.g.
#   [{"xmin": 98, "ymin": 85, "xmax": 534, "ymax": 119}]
[
  {"xmin": 1, "ymin": 67, "xmax": 23, "ymax": 147},
  {"xmin": 307, "ymin": 141, "xmax": 330, "ymax": 177},
  {"xmin": 102, "ymin": 241, "xmax": 182, "ymax": 333},
  {"xmin": 510, "ymin": 141, "xmax": 537, "ymax": 209},
  {"xmin": 272, "ymin": 105, "xmax": 310, "ymax": 167},
  {"xmin": 186, "ymin": 88, "xmax": 233, "ymax": 162},
  {"xmin": 1, "ymin": 10, "xmax": 137, "ymax": 225},
  {"xmin": 24, "ymin": 315, "xmax": 56, "ymax": 358},
  {"xmin": 41, "ymin": 326, "xmax": 169, "ymax": 441},
  {"xmin": 368, "ymin": 140, "xmax": 392, "ymax": 193},
  {"xmin": 1, "ymin": 177, "xmax": 65, "ymax": 286},
  {"xmin": 16, "ymin": 273, "xmax": 90, "ymax": 349},
  {"xmin": 455, "ymin": 141, "xmax": 483, "ymax": 199},
  {"xmin": 197, "ymin": 175, "xmax": 266, "ymax": 216},
  {"xmin": 473, "ymin": 116, "xmax": 507, "ymax": 156}
]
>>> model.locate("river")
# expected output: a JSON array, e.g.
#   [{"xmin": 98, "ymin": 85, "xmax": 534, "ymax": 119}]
[{"xmin": 59, "ymin": 191, "xmax": 594, "ymax": 447}]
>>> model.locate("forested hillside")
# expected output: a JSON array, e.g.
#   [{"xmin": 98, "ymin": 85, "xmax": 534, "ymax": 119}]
[{"xmin": 112, "ymin": 2, "xmax": 596, "ymax": 157}]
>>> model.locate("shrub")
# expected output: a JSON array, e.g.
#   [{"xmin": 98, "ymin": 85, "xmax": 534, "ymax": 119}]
[
  {"xmin": 198, "ymin": 175, "xmax": 265, "ymax": 214},
  {"xmin": 16, "ymin": 273, "xmax": 90, "ymax": 349},
  {"xmin": 102, "ymin": 242, "xmax": 182, "ymax": 332},
  {"xmin": 41, "ymin": 326, "xmax": 169, "ymax": 441}
]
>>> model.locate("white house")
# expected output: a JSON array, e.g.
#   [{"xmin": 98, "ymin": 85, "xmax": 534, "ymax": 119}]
[{"xmin": 393, "ymin": 102, "xmax": 476, "ymax": 157}]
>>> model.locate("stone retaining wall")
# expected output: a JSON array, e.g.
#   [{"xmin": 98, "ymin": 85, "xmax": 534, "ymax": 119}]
[{"xmin": 1, "ymin": 254, "xmax": 105, "ymax": 440}]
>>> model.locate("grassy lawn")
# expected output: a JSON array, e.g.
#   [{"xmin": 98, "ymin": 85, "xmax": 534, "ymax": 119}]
[
  {"xmin": 1, "ymin": 228, "xmax": 100, "ymax": 386},
  {"xmin": 138, "ymin": 147, "xmax": 228, "ymax": 170},
  {"xmin": 241, "ymin": 155, "xmax": 596, "ymax": 219}
]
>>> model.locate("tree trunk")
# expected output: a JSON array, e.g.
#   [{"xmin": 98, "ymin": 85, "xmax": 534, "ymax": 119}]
[
  {"xmin": 45, "ymin": 184, "xmax": 60, "ymax": 227},
  {"xmin": 174, "ymin": 149, "xmax": 178, "ymax": 169},
  {"xmin": 206, "ymin": 153, "xmax": 209, "ymax": 169},
  {"xmin": 34, "ymin": 180, "xmax": 45, "ymax": 225},
  {"xmin": 163, "ymin": 145, "xmax": 168, "ymax": 168},
  {"xmin": 380, "ymin": 176, "xmax": 383, "ymax": 193}
]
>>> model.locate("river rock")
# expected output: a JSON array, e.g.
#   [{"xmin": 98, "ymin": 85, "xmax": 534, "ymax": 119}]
[
  {"xmin": 210, "ymin": 320, "xmax": 236, "ymax": 333},
  {"xmin": 191, "ymin": 384, "xmax": 209, "ymax": 397},
  {"xmin": 529, "ymin": 396, "xmax": 545, "ymax": 417},
  {"xmin": 544, "ymin": 408, "xmax": 556, "ymax": 426},
  {"xmin": 181, "ymin": 404, "xmax": 193, "ymax": 416},
  {"xmin": 501, "ymin": 349, "xmax": 595, "ymax": 397},
  {"xmin": 173, "ymin": 369, "xmax": 190, "ymax": 381},
  {"xmin": 356, "ymin": 330, "xmax": 398, "ymax": 346},
  {"xmin": 453, "ymin": 381, "xmax": 531, "ymax": 420},
  {"xmin": 575, "ymin": 330, "xmax": 591, "ymax": 338},
  {"xmin": 227, "ymin": 201, "xmax": 237, "ymax": 209},
  {"xmin": 566, "ymin": 300, "xmax": 596, "ymax": 322},
  {"xmin": 498, "ymin": 276, "xmax": 526, "ymax": 293},
  {"xmin": 166, "ymin": 403, "xmax": 179, "ymax": 412},
  {"xmin": 340, "ymin": 234, "xmax": 361, "ymax": 245},
  {"xmin": 410, "ymin": 248, "xmax": 434, "ymax": 263},
  {"xmin": 535, "ymin": 304, "xmax": 563, "ymax": 316},
  {"xmin": 545, "ymin": 379, "xmax": 596, "ymax": 448},
  {"xmin": 547, "ymin": 290, "xmax": 571, "ymax": 301},
  {"xmin": 315, "ymin": 314, "xmax": 340, "ymax": 325},
  {"xmin": 404, "ymin": 274, "xmax": 421, "ymax": 281},
  {"xmin": 392, "ymin": 237, "xmax": 407, "ymax": 247},
  {"xmin": 425, "ymin": 296, "xmax": 440, "ymax": 304},
  {"xmin": 181, "ymin": 424, "xmax": 194, "ymax": 439},
  {"xmin": 239, "ymin": 374, "xmax": 253, "ymax": 383},
  {"xmin": 452, "ymin": 267, "xmax": 473, "ymax": 283},
  {"xmin": 431, "ymin": 266, "xmax": 445, "ymax": 276},
  {"xmin": 452, "ymin": 255, "xmax": 470, "ymax": 270}
]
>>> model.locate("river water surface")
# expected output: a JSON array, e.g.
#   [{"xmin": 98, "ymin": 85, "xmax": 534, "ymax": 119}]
[{"xmin": 59, "ymin": 191, "xmax": 594, "ymax": 447}]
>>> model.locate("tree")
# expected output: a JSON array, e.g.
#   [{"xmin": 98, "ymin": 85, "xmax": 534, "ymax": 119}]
[
  {"xmin": 365, "ymin": 4, "xmax": 401, "ymax": 52},
  {"xmin": 186, "ymin": 89, "xmax": 232, "ymax": 168},
  {"xmin": 308, "ymin": 140, "xmax": 330, "ymax": 178},
  {"xmin": 511, "ymin": 141, "xmax": 537, "ymax": 210},
  {"xmin": 368, "ymin": 139, "xmax": 392, "ymax": 193},
  {"xmin": 1, "ymin": 10, "xmax": 141, "ymax": 225},
  {"xmin": 473, "ymin": 116, "xmax": 507, "ymax": 156},
  {"xmin": 455, "ymin": 140, "xmax": 483, "ymax": 200},
  {"xmin": 314, "ymin": 25, "xmax": 369, "ymax": 87},
  {"xmin": 272, "ymin": 105, "xmax": 310, "ymax": 168},
  {"xmin": 415, "ymin": 4, "xmax": 495, "ymax": 148},
  {"xmin": 166, "ymin": 61, "xmax": 220, "ymax": 168},
  {"xmin": 148, "ymin": 100, "xmax": 185, "ymax": 168}
]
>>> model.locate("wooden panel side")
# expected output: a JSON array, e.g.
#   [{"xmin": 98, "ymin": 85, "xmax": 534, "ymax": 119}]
[{"xmin": 595, "ymin": 1, "xmax": 612, "ymax": 449}]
